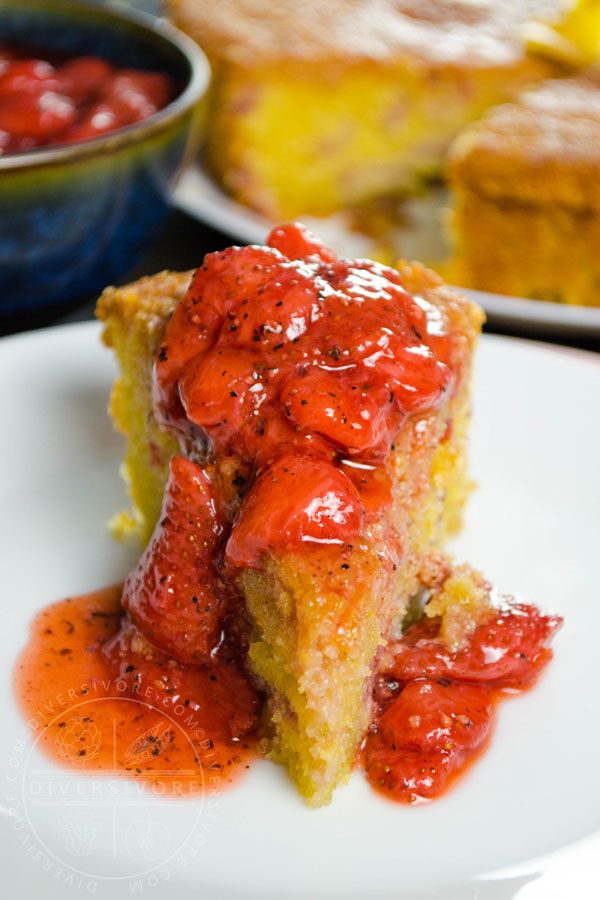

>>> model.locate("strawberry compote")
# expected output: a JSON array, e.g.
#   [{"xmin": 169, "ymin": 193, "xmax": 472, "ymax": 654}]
[
  {"xmin": 365, "ymin": 597, "xmax": 562, "ymax": 803},
  {"xmin": 122, "ymin": 223, "xmax": 459, "ymax": 669},
  {"xmin": 153, "ymin": 222, "xmax": 454, "ymax": 570},
  {"xmin": 0, "ymin": 44, "xmax": 173, "ymax": 153}
]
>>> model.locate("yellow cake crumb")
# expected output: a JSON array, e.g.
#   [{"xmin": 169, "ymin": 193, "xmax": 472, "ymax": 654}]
[{"xmin": 425, "ymin": 564, "xmax": 494, "ymax": 652}]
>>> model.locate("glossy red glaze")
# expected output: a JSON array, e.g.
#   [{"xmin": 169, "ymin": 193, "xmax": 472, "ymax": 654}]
[
  {"xmin": 388, "ymin": 597, "xmax": 563, "ymax": 687},
  {"xmin": 14, "ymin": 588, "xmax": 259, "ymax": 794},
  {"xmin": 226, "ymin": 453, "xmax": 364, "ymax": 567},
  {"xmin": 366, "ymin": 679, "xmax": 493, "ymax": 801},
  {"xmin": 122, "ymin": 456, "xmax": 230, "ymax": 664},
  {"xmin": 267, "ymin": 222, "xmax": 337, "ymax": 263},
  {"xmin": 154, "ymin": 223, "xmax": 453, "ymax": 570},
  {"xmin": 59, "ymin": 56, "xmax": 113, "ymax": 104},
  {"xmin": 0, "ymin": 49, "xmax": 172, "ymax": 153},
  {"xmin": 365, "ymin": 600, "xmax": 562, "ymax": 802}
]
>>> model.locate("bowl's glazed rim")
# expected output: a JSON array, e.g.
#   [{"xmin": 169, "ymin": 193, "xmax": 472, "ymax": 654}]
[{"xmin": 0, "ymin": 0, "xmax": 210, "ymax": 170}]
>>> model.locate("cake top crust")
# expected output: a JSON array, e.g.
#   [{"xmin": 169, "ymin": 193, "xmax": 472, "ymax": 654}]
[
  {"xmin": 168, "ymin": 0, "xmax": 563, "ymax": 67},
  {"xmin": 449, "ymin": 75, "xmax": 600, "ymax": 208}
]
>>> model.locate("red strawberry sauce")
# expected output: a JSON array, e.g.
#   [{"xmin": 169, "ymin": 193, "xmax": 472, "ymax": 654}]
[
  {"xmin": 15, "ymin": 586, "xmax": 561, "ymax": 803},
  {"xmin": 365, "ymin": 599, "xmax": 561, "ymax": 802},
  {"xmin": 15, "ymin": 225, "xmax": 562, "ymax": 803},
  {"xmin": 0, "ymin": 46, "xmax": 173, "ymax": 154},
  {"xmin": 15, "ymin": 587, "xmax": 259, "ymax": 794}
]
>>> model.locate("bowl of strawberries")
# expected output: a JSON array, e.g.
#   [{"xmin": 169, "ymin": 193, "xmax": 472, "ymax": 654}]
[{"xmin": 0, "ymin": 0, "xmax": 209, "ymax": 321}]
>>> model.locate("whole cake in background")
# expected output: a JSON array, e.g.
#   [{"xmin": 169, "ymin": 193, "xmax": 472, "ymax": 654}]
[
  {"xmin": 167, "ymin": 0, "xmax": 600, "ymax": 308},
  {"xmin": 167, "ymin": 0, "xmax": 565, "ymax": 219}
]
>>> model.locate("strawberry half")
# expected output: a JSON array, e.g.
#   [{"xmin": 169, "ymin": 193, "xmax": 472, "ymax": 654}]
[{"xmin": 122, "ymin": 456, "xmax": 229, "ymax": 664}]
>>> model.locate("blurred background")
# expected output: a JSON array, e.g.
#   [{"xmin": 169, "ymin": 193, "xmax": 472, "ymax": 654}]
[{"xmin": 2, "ymin": 0, "xmax": 600, "ymax": 351}]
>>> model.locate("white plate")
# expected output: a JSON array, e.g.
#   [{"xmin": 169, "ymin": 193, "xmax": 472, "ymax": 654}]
[
  {"xmin": 174, "ymin": 167, "xmax": 600, "ymax": 338},
  {"xmin": 1, "ymin": 323, "xmax": 599, "ymax": 900}
]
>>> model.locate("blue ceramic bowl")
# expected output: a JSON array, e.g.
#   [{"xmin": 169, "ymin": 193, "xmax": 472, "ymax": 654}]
[{"xmin": 0, "ymin": 0, "xmax": 209, "ymax": 318}]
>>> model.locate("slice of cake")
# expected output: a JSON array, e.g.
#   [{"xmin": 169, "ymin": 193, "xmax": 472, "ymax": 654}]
[
  {"xmin": 167, "ymin": 0, "xmax": 562, "ymax": 219},
  {"xmin": 448, "ymin": 75, "xmax": 600, "ymax": 307},
  {"xmin": 97, "ymin": 224, "xmax": 483, "ymax": 805}
]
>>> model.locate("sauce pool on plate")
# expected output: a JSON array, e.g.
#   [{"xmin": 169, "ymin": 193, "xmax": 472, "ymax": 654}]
[
  {"xmin": 14, "ymin": 587, "xmax": 258, "ymax": 796},
  {"xmin": 13, "ymin": 224, "xmax": 562, "ymax": 805}
]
